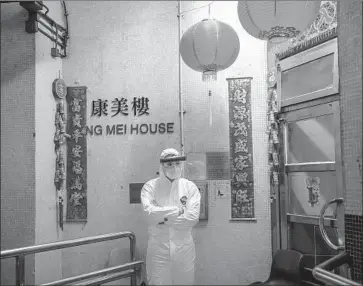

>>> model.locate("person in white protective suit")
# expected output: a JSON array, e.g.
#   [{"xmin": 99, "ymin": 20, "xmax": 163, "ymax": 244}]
[{"xmin": 140, "ymin": 148, "xmax": 201, "ymax": 285}]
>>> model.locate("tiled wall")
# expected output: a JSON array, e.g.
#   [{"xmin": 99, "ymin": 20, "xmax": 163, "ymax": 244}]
[
  {"xmin": 337, "ymin": 0, "xmax": 363, "ymax": 283},
  {"xmin": 0, "ymin": 3, "xmax": 36, "ymax": 285},
  {"xmin": 338, "ymin": 0, "xmax": 362, "ymax": 217},
  {"xmin": 345, "ymin": 215, "xmax": 363, "ymax": 283}
]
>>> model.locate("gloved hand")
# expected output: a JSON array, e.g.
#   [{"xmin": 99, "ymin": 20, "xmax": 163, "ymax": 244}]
[{"xmin": 164, "ymin": 206, "xmax": 182, "ymax": 222}]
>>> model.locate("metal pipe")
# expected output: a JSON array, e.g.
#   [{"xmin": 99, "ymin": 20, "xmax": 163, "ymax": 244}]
[
  {"xmin": 37, "ymin": 11, "xmax": 67, "ymax": 32},
  {"xmin": 177, "ymin": 0, "xmax": 185, "ymax": 156},
  {"xmin": 312, "ymin": 252, "xmax": 362, "ymax": 286},
  {"xmin": 38, "ymin": 27, "xmax": 65, "ymax": 49},
  {"xmin": 313, "ymin": 267, "xmax": 361, "ymax": 286},
  {"xmin": 318, "ymin": 252, "xmax": 352, "ymax": 271},
  {"xmin": 129, "ymin": 235, "xmax": 137, "ymax": 286},
  {"xmin": 61, "ymin": 1, "xmax": 69, "ymax": 58},
  {"xmin": 39, "ymin": 1, "xmax": 49, "ymax": 15},
  {"xmin": 130, "ymin": 271, "xmax": 137, "ymax": 286},
  {"xmin": 287, "ymin": 213, "xmax": 338, "ymax": 227},
  {"xmin": 1, "ymin": 231, "xmax": 135, "ymax": 259},
  {"xmin": 16, "ymin": 255, "xmax": 25, "ymax": 286},
  {"xmin": 130, "ymin": 233, "xmax": 136, "ymax": 262},
  {"xmin": 37, "ymin": 18, "xmax": 66, "ymax": 42},
  {"xmin": 1, "ymin": 232, "xmax": 138, "ymax": 286},
  {"xmin": 72, "ymin": 270, "xmax": 135, "ymax": 286},
  {"xmin": 62, "ymin": 1, "xmax": 69, "ymax": 37},
  {"xmin": 41, "ymin": 261, "xmax": 143, "ymax": 286}
]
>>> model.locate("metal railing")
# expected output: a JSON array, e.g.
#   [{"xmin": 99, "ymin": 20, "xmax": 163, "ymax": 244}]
[
  {"xmin": 318, "ymin": 197, "xmax": 345, "ymax": 251},
  {"xmin": 313, "ymin": 252, "xmax": 362, "ymax": 286},
  {"xmin": 315, "ymin": 198, "xmax": 361, "ymax": 285},
  {"xmin": 0, "ymin": 231, "xmax": 144, "ymax": 286}
]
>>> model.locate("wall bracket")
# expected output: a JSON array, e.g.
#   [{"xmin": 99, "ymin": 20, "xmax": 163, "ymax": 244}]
[{"xmin": 19, "ymin": 1, "xmax": 69, "ymax": 58}]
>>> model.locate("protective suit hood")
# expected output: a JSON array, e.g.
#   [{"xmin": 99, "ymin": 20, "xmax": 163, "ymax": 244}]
[{"xmin": 159, "ymin": 148, "xmax": 183, "ymax": 182}]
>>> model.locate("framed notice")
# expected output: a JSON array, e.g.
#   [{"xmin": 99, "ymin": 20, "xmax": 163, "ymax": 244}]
[
  {"xmin": 129, "ymin": 183, "xmax": 145, "ymax": 204},
  {"xmin": 194, "ymin": 181, "xmax": 208, "ymax": 220},
  {"xmin": 206, "ymin": 152, "xmax": 230, "ymax": 180}
]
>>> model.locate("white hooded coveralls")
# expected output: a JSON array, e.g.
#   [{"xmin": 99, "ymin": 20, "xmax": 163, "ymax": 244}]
[{"xmin": 141, "ymin": 151, "xmax": 201, "ymax": 285}]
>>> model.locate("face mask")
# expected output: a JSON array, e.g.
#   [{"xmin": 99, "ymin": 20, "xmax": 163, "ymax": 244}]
[{"xmin": 165, "ymin": 166, "xmax": 182, "ymax": 180}]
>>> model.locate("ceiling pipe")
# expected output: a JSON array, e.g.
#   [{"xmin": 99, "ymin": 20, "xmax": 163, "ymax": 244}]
[{"xmin": 177, "ymin": 0, "xmax": 185, "ymax": 157}]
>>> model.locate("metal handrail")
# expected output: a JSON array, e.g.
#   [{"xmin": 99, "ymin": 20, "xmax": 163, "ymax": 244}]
[
  {"xmin": 313, "ymin": 252, "xmax": 362, "ymax": 286},
  {"xmin": 0, "ymin": 231, "xmax": 141, "ymax": 286},
  {"xmin": 41, "ymin": 261, "xmax": 143, "ymax": 286},
  {"xmin": 73, "ymin": 269, "xmax": 136, "ymax": 285},
  {"xmin": 318, "ymin": 197, "xmax": 345, "ymax": 251}
]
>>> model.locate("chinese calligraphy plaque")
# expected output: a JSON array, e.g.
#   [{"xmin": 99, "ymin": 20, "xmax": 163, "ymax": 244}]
[
  {"xmin": 66, "ymin": 86, "xmax": 88, "ymax": 221},
  {"xmin": 227, "ymin": 78, "xmax": 255, "ymax": 219}
]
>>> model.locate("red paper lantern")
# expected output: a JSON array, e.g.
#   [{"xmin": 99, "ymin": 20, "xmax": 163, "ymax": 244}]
[
  {"xmin": 180, "ymin": 19, "xmax": 240, "ymax": 81},
  {"xmin": 237, "ymin": 1, "xmax": 321, "ymax": 41}
]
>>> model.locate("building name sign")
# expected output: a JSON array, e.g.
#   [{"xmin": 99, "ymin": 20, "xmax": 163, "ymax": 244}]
[
  {"xmin": 85, "ymin": 123, "xmax": 174, "ymax": 136},
  {"xmin": 83, "ymin": 96, "xmax": 175, "ymax": 136}
]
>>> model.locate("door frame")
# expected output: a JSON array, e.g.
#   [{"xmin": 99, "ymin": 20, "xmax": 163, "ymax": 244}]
[{"xmin": 277, "ymin": 100, "xmax": 345, "ymax": 251}]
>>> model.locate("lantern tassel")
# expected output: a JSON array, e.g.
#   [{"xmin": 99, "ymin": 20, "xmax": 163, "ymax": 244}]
[
  {"xmin": 208, "ymin": 90, "xmax": 212, "ymax": 126},
  {"xmin": 203, "ymin": 70, "xmax": 217, "ymax": 82}
]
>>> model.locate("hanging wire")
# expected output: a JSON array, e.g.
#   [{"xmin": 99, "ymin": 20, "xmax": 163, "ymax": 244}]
[{"xmin": 179, "ymin": 1, "xmax": 215, "ymax": 16}]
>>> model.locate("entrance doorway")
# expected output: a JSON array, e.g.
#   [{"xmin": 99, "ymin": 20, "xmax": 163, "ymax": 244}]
[
  {"xmin": 278, "ymin": 101, "xmax": 345, "ymax": 268},
  {"xmin": 272, "ymin": 37, "xmax": 345, "ymax": 275}
]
